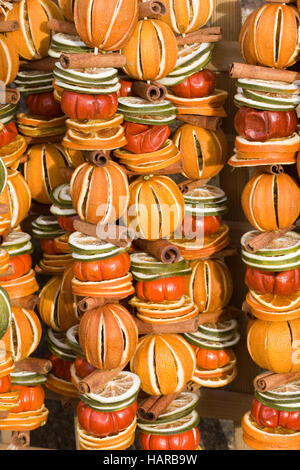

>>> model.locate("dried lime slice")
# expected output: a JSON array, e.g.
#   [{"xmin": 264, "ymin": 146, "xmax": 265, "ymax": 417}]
[
  {"xmin": 138, "ymin": 410, "xmax": 199, "ymax": 435},
  {"xmin": 80, "ymin": 371, "xmax": 141, "ymax": 412}
]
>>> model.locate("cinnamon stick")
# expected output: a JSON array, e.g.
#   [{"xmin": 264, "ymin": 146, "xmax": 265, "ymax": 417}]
[
  {"xmin": 47, "ymin": 19, "xmax": 77, "ymax": 35},
  {"xmin": 59, "ymin": 166, "xmax": 75, "ymax": 181},
  {"xmin": 82, "ymin": 150, "xmax": 111, "ymax": 167},
  {"xmin": 138, "ymin": 0, "xmax": 167, "ymax": 19},
  {"xmin": 133, "ymin": 238, "xmax": 181, "ymax": 264},
  {"xmin": 11, "ymin": 294, "xmax": 40, "ymax": 310},
  {"xmin": 19, "ymin": 57, "xmax": 56, "ymax": 73},
  {"xmin": 0, "ymin": 20, "xmax": 19, "ymax": 32},
  {"xmin": 78, "ymin": 367, "xmax": 124, "ymax": 394},
  {"xmin": 138, "ymin": 396, "xmax": 160, "ymax": 420},
  {"xmin": 135, "ymin": 315, "xmax": 199, "ymax": 334},
  {"xmin": 244, "ymin": 225, "xmax": 296, "ymax": 253},
  {"xmin": 177, "ymin": 27, "xmax": 222, "ymax": 45},
  {"xmin": 132, "ymin": 81, "xmax": 167, "ymax": 102},
  {"xmin": 11, "ymin": 431, "xmax": 30, "ymax": 449},
  {"xmin": 0, "ymin": 203, "xmax": 8, "ymax": 215},
  {"xmin": 73, "ymin": 220, "xmax": 134, "ymax": 248},
  {"xmin": 177, "ymin": 115, "xmax": 222, "ymax": 131},
  {"xmin": 60, "ymin": 53, "xmax": 127, "ymax": 70},
  {"xmin": 253, "ymin": 164, "xmax": 284, "ymax": 176},
  {"xmin": 138, "ymin": 392, "xmax": 180, "ymax": 422},
  {"xmin": 230, "ymin": 62, "xmax": 300, "ymax": 84},
  {"xmin": 0, "ymin": 88, "xmax": 20, "ymax": 105},
  {"xmin": 178, "ymin": 179, "xmax": 210, "ymax": 194},
  {"xmin": 184, "ymin": 381, "xmax": 201, "ymax": 393},
  {"xmin": 14, "ymin": 358, "xmax": 52, "ymax": 374},
  {"xmin": 254, "ymin": 371, "xmax": 300, "ymax": 393},
  {"xmin": 77, "ymin": 296, "xmax": 122, "ymax": 312}
]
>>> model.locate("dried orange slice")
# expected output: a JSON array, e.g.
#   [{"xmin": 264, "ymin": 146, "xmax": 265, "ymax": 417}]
[
  {"xmin": 0, "ymin": 249, "xmax": 10, "ymax": 275},
  {"xmin": 235, "ymin": 134, "xmax": 300, "ymax": 153},
  {"xmin": 192, "ymin": 365, "xmax": 237, "ymax": 388},
  {"xmin": 62, "ymin": 128, "xmax": 127, "ymax": 150},
  {"xmin": 246, "ymin": 292, "xmax": 300, "ymax": 321},
  {"xmin": 250, "ymin": 290, "xmax": 300, "ymax": 311},
  {"xmin": 0, "ymin": 390, "xmax": 20, "ymax": 411},
  {"xmin": 53, "ymin": 234, "xmax": 71, "ymax": 253},
  {"xmin": 166, "ymin": 90, "xmax": 228, "ymax": 107},
  {"xmin": 0, "ymin": 135, "xmax": 27, "ymax": 168},
  {"xmin": 66, "ymin": 114, "xmax": 124, "ymax": 132},
  {"xmin": 71, "ymin": 272, "xmax": 135, "ymax": 298},
  {"xmin": 0, "ymin": 350, "xmax": 14, "ymax": 378},
  {"xmin": 1, "ymin": 308, "xmax": 42, "ymax": 361},
  {"xmin": 76, "ymin": 418, "xmax": 137, "ymax": 449},
  {"xmin": 171, "ymin": 224, "xmax": 230, "ymax": 260},
  {"xmin": 175, "ymin": 106, "xmax": 227, "ymax": 117},
  {"xmin": 45, "ymin": 373, "xmax": 78, "ymax": 398},
  {"xmin": 228, "ymin": 153, "xmax": 296, "ymax": 167},
  {"xmin": 17, "ymin": 114, "xmax": 66, "ymax": 128},
  {"xmin": 115, "ymin": 140, "xmax": 178, "ymax": 162},
  {"xmin": 0, "ymin": 405, "xmax": 49, "ymax": 431},
  {"xmin": 0, "ymin": 269, "xmax": 38, "ymax": 298},
  {"xmin": 242, "ymin": 411, "xmax": 300, "ymax": 450},
  {"xmin": 121, "ymin": 151, "xmax": 181, "ymax": 174}
]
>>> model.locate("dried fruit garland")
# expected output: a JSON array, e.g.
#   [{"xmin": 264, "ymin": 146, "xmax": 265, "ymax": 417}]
[{"xmin": 229, "ymin": 0, "xmax": 300, "ymax": 451}]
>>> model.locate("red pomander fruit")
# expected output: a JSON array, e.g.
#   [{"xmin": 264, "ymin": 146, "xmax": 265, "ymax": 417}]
[
  {"xmin": 234, "ymin": 107, "xmax": 297, "ymax": 142},
  {"xmin": 171, "ymin": 69, "xmax": 216, "ymax": 98}
]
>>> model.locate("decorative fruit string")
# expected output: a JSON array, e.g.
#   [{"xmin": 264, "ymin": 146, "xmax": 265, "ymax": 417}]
[
  {"xmin": 228, "ymin": 0, "xmax": 300, "ymax": 451},
  {"xmin": 0, "ymin": 188, "xmax": 50, "ymax": 449},
  {"xmin": 242, "ymin": 371, "xmax": 300, "ymax": 450}
]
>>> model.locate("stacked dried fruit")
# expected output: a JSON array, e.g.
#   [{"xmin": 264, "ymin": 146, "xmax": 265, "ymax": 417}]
[
  {"xmin": 242, "ymin": 378, "xmax": 300, "ymax": 450},
  {"xmin": 228, "ymin": 0, "xmax": 300, "ymax": 450},
  {"xmin": 230, "ymin": 3, "xmax": 300, "ymax": 168},
  {"xmin": 0, "ymin": 181, "xmax": 48, "ymax": 434},
  {"xmin": 0, "ymin": 0, "xmax": 239, "ymax": 450}
]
